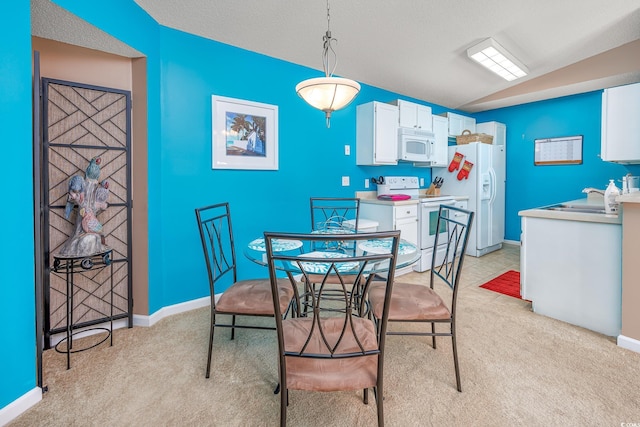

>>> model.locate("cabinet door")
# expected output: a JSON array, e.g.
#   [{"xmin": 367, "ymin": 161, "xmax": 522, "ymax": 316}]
[
  {"xmin": 476, "ymin": 121, "xmax": 506, "ymax": 146},
  {"xmin": 394, "ymin": 205, "xmax": 418, "ymax": 245},
  {"xmin": 601, "ymin": 83, "xmax": 640, "ymax": 163},
  {"xmin": 430, "ymin": 115, "xmax": 449, "ymax": 167},
  {"xmin": 447, "ymin": 113, "xmax": 463, "ymax": 136},
  {"xmin": 398, "ymin": 100, "xmax": 417, "ymax": 129},
  {"xmin": 447, "ymin": 112, "xmax": 476, "ymax": 136},
  {"xmin": 462, "ymin": 116, "xmax": 476, "ymax": 133},
  {"xmin": 356, "ymin": 102, "xmax": 398, "ymax": 165},
  {"xmin": 373, "ymin": 103, "xmax": 400, "ymax": 164},
  {"xmin": 395, "ymin": 216, "xmax": 418, "ymax": 246},
  {"xmin": 397, "ymin": 100, "xmax": 432, "ymax": 131},
  {"xmin": 416, "ymin": 104, "xmax": 433, "ymax": 131}
]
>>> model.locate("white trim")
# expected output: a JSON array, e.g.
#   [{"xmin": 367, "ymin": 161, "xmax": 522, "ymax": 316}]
[
  {"xmin": 0, "ymin": 387, "xmax": 41, "ymax": 426},
  {"xmin": 133, "ymin": 295, "xmax": 213, "ymax": 328},
  {"xmin": 503, "ymin": 239, "xmax": 520, "ymax": 246},
  {"xmin": 617, "ymin": 334, "xmax": 640, "ymax": 354}
]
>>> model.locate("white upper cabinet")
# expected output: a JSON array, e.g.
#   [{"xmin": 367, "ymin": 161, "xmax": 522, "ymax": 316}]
[
  {"xmin": 442, "ymin": 112, "xmax": 476, "ymax": 137},
  {"xmin": 601, "ymin": 82, "xmax": 640, "ymax": 164},
  {"xmin": 392, "ymin": 99, "xmax": 433, "ymax": 131},
  {"xmin": 356, "ymin": 101, "xmax": 399, "ymax": 166},
  {"xmin": 423, "ymin": 115, "xmax": 449, "ymax": 167},
  {"xmin": 476, "ymin": 121, "xmax": 506, "ymax": 146}
]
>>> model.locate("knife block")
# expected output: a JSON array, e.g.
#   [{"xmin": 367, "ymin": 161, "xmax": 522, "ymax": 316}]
[{"xmin": 425, "ymin": 184, "xmax": 441, "ymax": 196}]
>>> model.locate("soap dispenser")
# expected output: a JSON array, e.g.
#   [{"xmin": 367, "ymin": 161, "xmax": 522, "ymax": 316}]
[{"xmin": 604, "ymin": 179, "xmax": 620, "ymax": 214}]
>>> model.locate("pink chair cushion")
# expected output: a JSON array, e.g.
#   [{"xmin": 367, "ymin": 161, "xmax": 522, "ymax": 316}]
[
  {"xmin": 369, "ymin": 282, "xmax": 451, "ymax": 321},
  {"xmin": 282, "ymin": 317, "xmax": 378, "ymax": 391},
  {"xmin": 216, "ymin": 278, "xmax": 294, "ymax": 316}
]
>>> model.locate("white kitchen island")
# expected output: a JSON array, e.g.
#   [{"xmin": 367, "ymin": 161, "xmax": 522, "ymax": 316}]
[{"xmin": 519, "ymin": 197, "xmax": 622, "ymax": 336}]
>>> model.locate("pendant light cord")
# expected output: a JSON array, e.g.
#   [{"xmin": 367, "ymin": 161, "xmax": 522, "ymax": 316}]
[{"xmin": 322, "ymin": 0, "xmax": 338, "ymax": 78}]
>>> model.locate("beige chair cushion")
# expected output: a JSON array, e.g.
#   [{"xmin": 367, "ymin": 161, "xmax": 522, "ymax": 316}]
[
  {"xmin": 216, "ymin": 278, "xmax": 294, "ymax": 315},
  {"xmin": 369, "ymin": 282, "xmax": 451, "ymax": 321},
  {"xmin": 282, "ymin": 317, "xmax": 378, "ymax": 391}
]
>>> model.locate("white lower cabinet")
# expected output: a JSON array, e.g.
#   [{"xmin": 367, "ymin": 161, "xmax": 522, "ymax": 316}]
[
  {"xmin": 520, "ymin": 215, "xmax": 622, "ymax": 336},
  {"xmin": 360, "ymin": 202, "xmax": 418, "ymax": 276}
]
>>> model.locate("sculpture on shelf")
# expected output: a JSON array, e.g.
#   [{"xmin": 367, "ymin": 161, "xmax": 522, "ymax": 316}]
[{"xmin": 58, "ymin": 157, "xmax": 110, "ymax": 257}]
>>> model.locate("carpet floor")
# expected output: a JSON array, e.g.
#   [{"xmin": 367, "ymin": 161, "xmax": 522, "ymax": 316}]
[{"xmin": 10, "ymin": 245, "xmax": 640, "ymax": 426}]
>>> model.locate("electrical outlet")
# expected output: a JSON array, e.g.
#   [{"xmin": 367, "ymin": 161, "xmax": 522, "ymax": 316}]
[
  {"xmin": 342, "ymin": 176, "xmax": 350, "ymax": 186},
  {"xmin": 364, "ymin": 179, "xmax": 369, "ymax": 189},
  {"xmin": 420, "ymin": 177, "xmax": 425, "ymax": 187},
  {"xmin": 344, "ymin": 145, "xmax": 351, "ymax": 155}
]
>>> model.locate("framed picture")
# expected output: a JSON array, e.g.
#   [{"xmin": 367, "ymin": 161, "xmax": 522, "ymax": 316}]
[{"xmin": 211, "ymin": 95, "xmax": 278, "ymax": 170}]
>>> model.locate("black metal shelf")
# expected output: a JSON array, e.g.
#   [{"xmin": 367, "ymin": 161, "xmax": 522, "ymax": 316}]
[{"xmin": 52, "ymin": 249, "xmax": 114, "ymax": 369}]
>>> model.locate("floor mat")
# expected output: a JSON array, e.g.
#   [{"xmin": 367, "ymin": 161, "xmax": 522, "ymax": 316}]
[{"xmin": 479, "ymin": 270, "xmax": 522, "ymax": 299}]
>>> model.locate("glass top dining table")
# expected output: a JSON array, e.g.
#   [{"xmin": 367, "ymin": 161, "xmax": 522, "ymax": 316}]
[{"xmin": 244, "ymin": 231, "xmax": 421, "ymax": 275}]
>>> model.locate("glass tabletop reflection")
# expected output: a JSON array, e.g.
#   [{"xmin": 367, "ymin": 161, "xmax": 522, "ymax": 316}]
[{"xmin": 244, "ymin": 234, "xmax": 420, "ymax": 274}]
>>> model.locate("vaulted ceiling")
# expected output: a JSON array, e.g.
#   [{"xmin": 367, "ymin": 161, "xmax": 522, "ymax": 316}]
[{"xmin": 33, "ymin": 0, "xmax": 640, "ymax": 112}]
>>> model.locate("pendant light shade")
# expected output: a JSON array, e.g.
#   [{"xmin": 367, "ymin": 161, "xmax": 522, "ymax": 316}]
[
  {"xmin": 296, "ymin": 1, "xmax": 360, "ymax": 127},
  {"xmin": 295, "ymin": 76, "xmax": 360, "ymax": 116}
]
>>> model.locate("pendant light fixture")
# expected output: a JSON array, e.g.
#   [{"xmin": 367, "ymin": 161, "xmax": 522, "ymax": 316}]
[{"xmin": 295, "ymin": 0, "xmax": 360, "ymax": 128}]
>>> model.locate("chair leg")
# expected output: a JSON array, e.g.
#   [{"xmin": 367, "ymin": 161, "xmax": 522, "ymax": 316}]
[
  {"xmin": 231, "ymin": 315, "xmax": 236, "ymax": 340},
  {"xmin": 452, "ymin": 332, "xmax": 462, "ymax": 392},
  {"xmin": 375, "ymin": 385, "xmax": 384, "ymax": 427},
  {"xmin": 363, "ymin": 388, "xmax": 368, "ymax": 404},
  {"xmin": 205, "ymin": 311, "xmax": 216, "ymax": 378},
  {"xmin": 280, "ymin": 388, "xmax": 287, "ymax": 427},
  {"xmin": 431, "ymin": 322, "xmax": 437, "ymax": 349}
]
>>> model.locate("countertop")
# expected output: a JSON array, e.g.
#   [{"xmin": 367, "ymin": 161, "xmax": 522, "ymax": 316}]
[
  {"xmin": 518, "ymin": 197, "xmax": 621, "ymax": 225},
  {"xmin": 355, "ymin": 191, "xmax": 468, "ymax": 206},
  {"xmin": 617, "ymin": 192, "xmax": 640, "ymax": 204}
]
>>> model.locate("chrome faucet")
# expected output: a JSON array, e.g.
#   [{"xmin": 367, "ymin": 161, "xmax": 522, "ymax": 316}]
[{"xmin": 582, "ymin": 187, "xmax": 604, "ymax": 196}]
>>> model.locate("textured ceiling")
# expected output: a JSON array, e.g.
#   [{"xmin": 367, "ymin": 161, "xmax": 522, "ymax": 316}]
[{"xmin": 32, "ymin": 0, "xmax": 640, "ymax": 112}]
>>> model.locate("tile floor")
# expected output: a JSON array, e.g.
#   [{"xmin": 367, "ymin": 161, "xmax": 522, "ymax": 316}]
[{"xmin": 400, "ymin": 242, "xmax": 521, "ymax": 288}]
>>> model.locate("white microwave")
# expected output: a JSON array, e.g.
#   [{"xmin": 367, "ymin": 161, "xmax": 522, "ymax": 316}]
[{"xmin": 397, "ymin": 128, "xmax": 435, "ymax": 162}]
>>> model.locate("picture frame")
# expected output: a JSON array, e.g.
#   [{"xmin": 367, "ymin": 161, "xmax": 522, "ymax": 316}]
[{"xmin": 211, "ymin": 95, "xmax": 279, "ymax": 170}]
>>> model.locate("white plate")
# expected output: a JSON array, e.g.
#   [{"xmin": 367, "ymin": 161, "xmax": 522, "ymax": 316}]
[{"xmin": 248, "ymin": 238, "xmax": 302, "ymax": 252}]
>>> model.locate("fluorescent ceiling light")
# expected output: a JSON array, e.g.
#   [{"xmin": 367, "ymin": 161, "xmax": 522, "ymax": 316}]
[{"xmin": 467, "ymin": 38, "xmax": 528, "ymax": 81}]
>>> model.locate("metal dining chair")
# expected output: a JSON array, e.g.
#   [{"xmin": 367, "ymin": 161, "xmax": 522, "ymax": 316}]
[
  {"xmin": 368, "ymin": 204, "xmax": 474, "ymax": 392},
  {"xmin": 264, "ymin": 230, "xmax": 401, "ymax": 427},
  {"xmin": 310, "ymin": 197, "xmax": 360, "ymax": 250},
  {"xmin": 195, "ymin": 202, "xmax": 295, "ymax": 379}
]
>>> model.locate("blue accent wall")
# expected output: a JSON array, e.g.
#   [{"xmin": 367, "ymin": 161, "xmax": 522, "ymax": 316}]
[
  {"xmin": 3, "ymin": 0, "xmax": 638, "ymax": 414},
  {"xmin": 475, "ymin": 92, "xmax": 640, "ymax": 241},
  {"xmin": 0, "ymin": 0, "xmax": 36, "ymax": 409}
]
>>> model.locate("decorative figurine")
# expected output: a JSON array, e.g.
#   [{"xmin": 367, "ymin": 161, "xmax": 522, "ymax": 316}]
[{"xmin": 58, "ymin": 157, "xmax": 110, "ymax": 257}]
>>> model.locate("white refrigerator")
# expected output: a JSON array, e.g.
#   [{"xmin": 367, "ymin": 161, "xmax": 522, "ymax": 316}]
[{"xmin": 439, "ymin": 142, "xmax": 506, "ymax": 257}]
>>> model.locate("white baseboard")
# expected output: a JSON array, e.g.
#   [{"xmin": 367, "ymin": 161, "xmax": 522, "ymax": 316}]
[
  {"xmin": 617, "ymin": 334, "xmax": 640, "ymax": 354},
  {"xmin": 0, "ymin": 387, "xmax": 41, "ymax": 427},
  {"xmin": 133, "ymin": 295, "xmax": 213, "ymax": 328},
  {"xmin": 503, "ymin": 239, "xmax": 520, "ymax": 246}
]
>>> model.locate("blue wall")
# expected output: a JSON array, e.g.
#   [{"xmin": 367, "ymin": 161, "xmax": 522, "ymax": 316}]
[
  {"xmin": 475, "ymin": 92, "xmax": 640, "ymax": 241},
  {"xmin": 3, "ymin": 0, "xmax": 638, "ymax": 413},
  {"xmin": 0, "ymin": 0, "xmax": 37, "ymax": 410}
]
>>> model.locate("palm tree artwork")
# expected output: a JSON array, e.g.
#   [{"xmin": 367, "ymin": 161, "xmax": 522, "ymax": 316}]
[{"xmin": 225, "ymin": 112, "xmax": 267, "ymax": 156}]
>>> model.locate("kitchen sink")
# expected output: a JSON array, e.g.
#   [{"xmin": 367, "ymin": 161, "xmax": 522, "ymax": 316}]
[{"xmin": 544, "ymin": 203, "xmax": 607, "ymax": 214}]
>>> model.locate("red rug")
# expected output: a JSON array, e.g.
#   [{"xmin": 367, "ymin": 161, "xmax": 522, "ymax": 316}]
[{"xmin": 479, "ymin": 270, "xmax": 522, "ymax": 299}]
